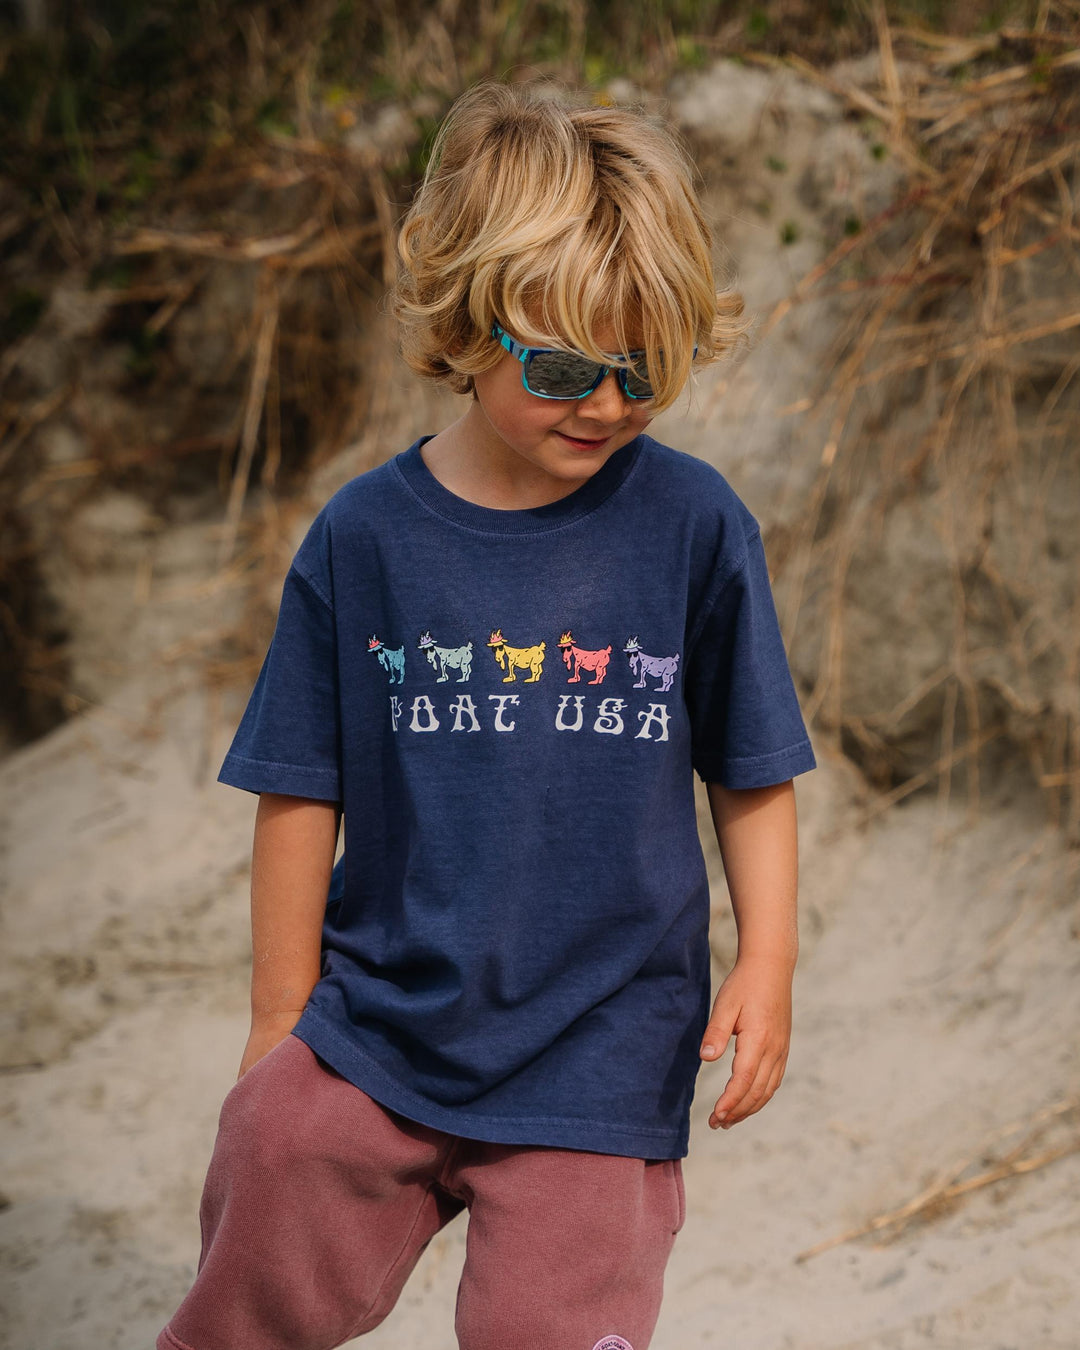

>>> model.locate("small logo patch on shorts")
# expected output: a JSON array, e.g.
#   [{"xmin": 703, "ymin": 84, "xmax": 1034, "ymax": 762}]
[{"xmin": 591, "ymin": 1339, "xmax": 634, "ymax": 1350}]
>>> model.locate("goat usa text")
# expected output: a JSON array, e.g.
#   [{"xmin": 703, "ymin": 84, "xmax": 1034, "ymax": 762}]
[{"xmin": 390, "ymin": 693, "xmax": 672, "ymax": 741}]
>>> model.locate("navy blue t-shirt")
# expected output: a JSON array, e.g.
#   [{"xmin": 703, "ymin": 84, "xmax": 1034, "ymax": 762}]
[{"xmin": 218, "ymin": 433, "xmax": 816, "ymax": 1158}]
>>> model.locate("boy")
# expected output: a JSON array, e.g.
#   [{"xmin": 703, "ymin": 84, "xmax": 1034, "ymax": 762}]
[{"xmin": 159, "ymin": 80, "xmax": 815, "ymax": 1350}]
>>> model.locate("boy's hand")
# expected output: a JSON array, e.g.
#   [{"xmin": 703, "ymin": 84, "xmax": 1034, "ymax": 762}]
[
  {"xmin": 238, "ymin": 1010, "xmax": 305, "ymax": 1079},
  {"xmin": 699, "ymin": 955, "xmax": 793, "ymax": 1130}
]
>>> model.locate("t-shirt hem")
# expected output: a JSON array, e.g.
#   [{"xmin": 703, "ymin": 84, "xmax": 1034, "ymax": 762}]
[
  {"xmin": 217, "ymin": 752, "xmax": 341, "ymax": 801},
  {"xmin": 292, "ymin": 1011, "xmax": 689, "ymax": 1160},
  {"xmin": 693, "ymin": 738, "xmax": 817, "ymax": 788}
]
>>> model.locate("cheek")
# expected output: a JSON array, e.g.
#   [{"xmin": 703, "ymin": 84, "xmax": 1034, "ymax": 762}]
[
  {"xmin": 486, "ymin": 376, "xmax": 556, "ymax": 431},
  {"xmin": 502, "ymin": 401, "xmax": 560, "ymax": 438},
  {"xmin": 512, "ymin": 395, "xmax": 572, "ymax": 434}
]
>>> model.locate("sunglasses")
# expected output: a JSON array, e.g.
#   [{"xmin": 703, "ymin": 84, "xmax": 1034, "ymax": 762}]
[{"xmin": 492, "ymin": 322, "xmax": 661, "ymax": 401}]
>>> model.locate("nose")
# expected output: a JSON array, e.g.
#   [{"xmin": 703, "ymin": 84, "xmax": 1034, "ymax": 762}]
[{"xmin": 577, "ymin": 369, "xmax": 632, "ymax": 422}]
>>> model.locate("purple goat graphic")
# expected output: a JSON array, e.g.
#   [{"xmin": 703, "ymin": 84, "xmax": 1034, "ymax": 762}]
[{"xmin": 623, "ymin": 636, "xmax": 680, "ymax": 692}]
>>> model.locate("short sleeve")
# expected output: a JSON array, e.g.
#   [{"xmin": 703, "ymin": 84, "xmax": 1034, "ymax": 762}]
[
  {"xmin": 685, "ymin": 528, "xmax": 816, "ymax": 788},
  {"xmin": 217, "ymin": 563, "xmax": 342, "ymax": 801}
]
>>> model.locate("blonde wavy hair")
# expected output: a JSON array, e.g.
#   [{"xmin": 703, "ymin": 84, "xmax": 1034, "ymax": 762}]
[{"xmin": 393, "ymin": 82, "xmax": 749, "ymax": 412}]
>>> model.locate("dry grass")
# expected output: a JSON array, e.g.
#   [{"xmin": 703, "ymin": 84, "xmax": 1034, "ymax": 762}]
[
  {"xmin": 1, "ymin": 1, "xmax": 1076, "ymax": 846},
  {"xmin": 796, "ymin": 1096, "xmax": 1080, "ymax": 1260},
  {"xmin": 755, "ymin": 3, "xmax": 1080, "ymax": 838},
  {"xmin": 0, "ymin": 130, "xmax": 398, "ymax": 748}
]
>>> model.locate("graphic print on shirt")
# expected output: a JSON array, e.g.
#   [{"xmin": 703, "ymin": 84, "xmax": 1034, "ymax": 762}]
[
  {"xmin": 368, "ymin": 633, "xmax": 405, "ymax": 683},
  {"xmin": 558, "ymin": 629, "xmax": 612, "ymax": 685},
  {"xmin": 379, "ymin": 624, "xmax": 677, "ymax": 743},
  {"xmin": 623, "ymin": 636, "xmax": 680, "ymax": 692},
  {"xmin": 417, "ymin": 630, "xmax": 473, "ymax": 683},
  {"xmin": 487, "ymin": 628, "xmax": 546, "ymax": 683}
]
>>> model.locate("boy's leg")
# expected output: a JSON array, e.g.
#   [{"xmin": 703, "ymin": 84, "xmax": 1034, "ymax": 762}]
[
  {"xmin": 450, "ymin": 1144, "xmax": 685, "ymax": 1350},
  {"xmin": 158, "ymin": 1036, "xmax": 465, "ymax": 1350}
]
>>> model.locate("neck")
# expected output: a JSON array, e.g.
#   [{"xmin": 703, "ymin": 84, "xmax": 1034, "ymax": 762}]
[{"xmin": 421, "ymin": 409, "xmax": 592, "ymax": 510}]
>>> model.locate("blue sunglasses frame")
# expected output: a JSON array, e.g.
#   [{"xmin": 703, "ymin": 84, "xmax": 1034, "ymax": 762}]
[{"xmin": 492, "ymin": 323, "xmax": 659, "ymax": 401}]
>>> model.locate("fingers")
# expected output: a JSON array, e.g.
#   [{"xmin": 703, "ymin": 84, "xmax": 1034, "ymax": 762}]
[
  {"xmin": 700, "ymin": 966, "xmax": 793, "ymax": 1131},
  {"xmin": 699, "ymin": 1004, "xmax": 736, "ymax": 1063},
  {"xmin": 702, "ymin": 1020, "xmax": 734, "ymax": 1063},
  {"xmin": 708, "ymin": 1042, "xmax": 787, "ymax": 1130}
]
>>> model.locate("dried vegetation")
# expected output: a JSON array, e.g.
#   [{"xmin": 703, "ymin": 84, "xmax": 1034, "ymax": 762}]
[
  {"xmin": 756, "ymin": 4, "xmax": 1080, "ymax": 840},
  {"xmin": 0, "ymin": 0, "xmax": 787, "ymax": 746},
  {"xmin": 797, "ymin": 1095, "xmax": 1080, "ymax": 1259},
  {"xmin": 0, "ymin": 0, "xmax": 1078, "ymax": 846}
]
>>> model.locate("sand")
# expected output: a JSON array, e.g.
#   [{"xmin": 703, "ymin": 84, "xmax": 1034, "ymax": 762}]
[
  {"xmin": 4, "ymin": 54, "xmax": 1079, "ymax": 1350},
  {"xmin": 3, "ymin": 660, "xmax": 1078, "ymax": 1349}
]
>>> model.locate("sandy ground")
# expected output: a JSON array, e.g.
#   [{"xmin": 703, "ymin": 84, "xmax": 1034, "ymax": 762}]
[
  {"xmin": 4, "ymin": 56, "xmax": 1080, "ymax": 1350},
  {"xmin": 2, "ymin": 658, "xmax": 1078, "ymax": 1350}
]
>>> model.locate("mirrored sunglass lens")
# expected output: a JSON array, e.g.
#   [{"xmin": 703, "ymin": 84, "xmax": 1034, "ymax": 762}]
[
  {"xmin": 525, "ymin": 350, "xmax": 602, "ymax": 397},
  {"xmin": 623, "ymin": 365, "xmax": 653, "ymax": 398}
]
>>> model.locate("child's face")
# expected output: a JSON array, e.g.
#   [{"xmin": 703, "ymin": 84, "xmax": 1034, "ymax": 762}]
[{"xmin": 468, "ymin": 324, "xmax": 656, "ymax": 495}]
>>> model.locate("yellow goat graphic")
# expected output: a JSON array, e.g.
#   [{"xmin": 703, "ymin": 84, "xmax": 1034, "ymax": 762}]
[{"xmin": 487, "ymin": 628, "xmax": 546, "ymax": 683}]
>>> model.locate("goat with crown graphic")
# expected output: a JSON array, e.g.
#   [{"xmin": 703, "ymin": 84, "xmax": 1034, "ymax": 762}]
[
  {"xmin": 418, "ymin": 631, "xmax": 473, "ymax": 683},
  {"xmin": 486, "ymin": 629, "xmax": 546, "ymax": 683},
  {"xmin": 367, "ymin": 633, "xmax": 406, "ymax": 684},
  {"xmin": 557, "ymin": 630, "xmax": 611, "ymax": 685},
  {"xmin": 623, "ymin": 636, "xmax": 680, "ymax": 692}
]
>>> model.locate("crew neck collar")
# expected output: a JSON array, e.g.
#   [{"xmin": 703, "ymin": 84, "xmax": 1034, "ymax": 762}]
[{"xmin": 393, "ymin": 434, "xmax": 646, "ymax": 535}]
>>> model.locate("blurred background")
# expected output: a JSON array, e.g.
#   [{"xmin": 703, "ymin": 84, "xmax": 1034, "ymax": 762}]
[{"xmin": 1, "ymin": 2, "xmax": 1078, "ymax": 1347}]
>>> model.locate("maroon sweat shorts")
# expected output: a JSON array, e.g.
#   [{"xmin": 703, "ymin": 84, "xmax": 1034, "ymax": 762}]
[{"xmin": 158, "ymin": 1034, "xmax": 685, "ymax": 1350}]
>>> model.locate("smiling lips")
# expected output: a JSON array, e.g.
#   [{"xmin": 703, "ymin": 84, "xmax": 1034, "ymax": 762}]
[{"xmin": 556, "ymin": 431, "xmax": 611, "ymax": 450}]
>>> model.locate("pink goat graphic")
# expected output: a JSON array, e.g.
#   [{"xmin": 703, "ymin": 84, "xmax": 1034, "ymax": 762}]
[{"xmin": 557, "ymin": 630, "xmax": 612, "ymax": 685}]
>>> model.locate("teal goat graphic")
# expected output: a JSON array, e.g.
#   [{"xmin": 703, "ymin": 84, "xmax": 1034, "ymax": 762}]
[
  {"xmin": 418, "ymin": 631, "xmax": 473, "ymax": 682},
  {"xmin": 368, "ymin": 633, "xmax": 405, "ymax": 684}
]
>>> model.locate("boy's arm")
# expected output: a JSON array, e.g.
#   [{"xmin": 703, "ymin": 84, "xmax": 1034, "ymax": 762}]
[
  {"xmin": 238, "ymin": 791, "xmax": 341, "ymax": 1079},
  {"xmin": 699, "ymin": 779, "xmax": 799, "ymax": 1130}
]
